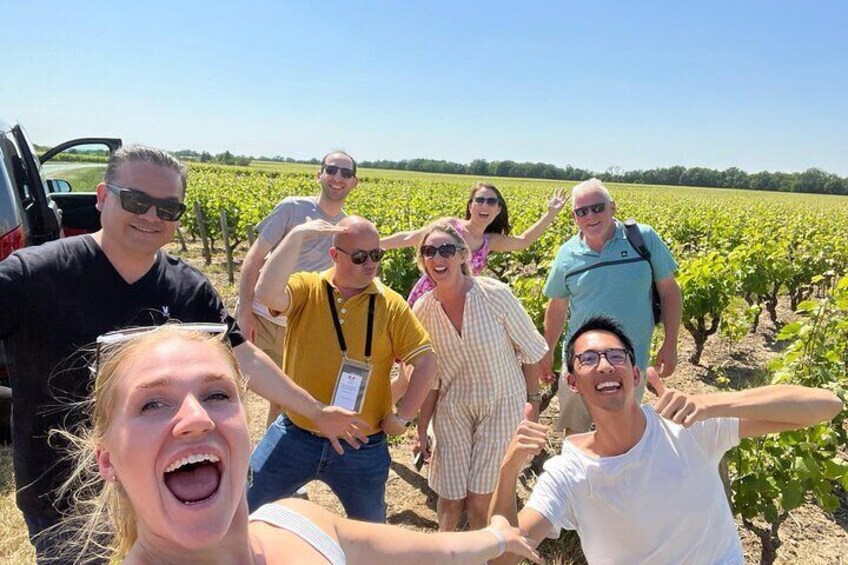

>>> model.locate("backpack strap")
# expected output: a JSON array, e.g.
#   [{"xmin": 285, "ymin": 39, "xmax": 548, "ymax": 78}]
[{"xmin": 623, "ymin": 218, "xmax": 651, "ymax": 261}]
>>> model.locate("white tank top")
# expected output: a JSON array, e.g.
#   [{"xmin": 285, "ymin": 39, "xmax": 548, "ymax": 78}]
[{"xmin": 250, "ymin": 503, "xmax": 346, "ymax": 564}]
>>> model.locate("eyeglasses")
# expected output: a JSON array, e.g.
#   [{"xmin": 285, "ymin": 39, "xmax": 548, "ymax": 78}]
[
  {"xmin": 105, "ymin": 184, "xmax": 187, "ymax": 221},
  {"xmin": 574, "ymin": 348, "xmax": 630, "ymax": 368},
  {"xmin": 573, "ymin": 202, "xmax": 606, "ymax": 217},
  {"xmin": 420, "ymin": 243, "xmax": 463, "ymax": 259},
  {"xmin": 322, "ymin": 165, "xmax": 355, "ymax": 179},
  {"xmin": 336, "ymin": 247, "xmax": 385, "ymax": 265},
  {"xmin": 473, "ymin": 196, "xmax": 499, "ymax": 206},
  {"xmin": 94, "ymin": 323, "xmax": 228, "ymax": 372}
]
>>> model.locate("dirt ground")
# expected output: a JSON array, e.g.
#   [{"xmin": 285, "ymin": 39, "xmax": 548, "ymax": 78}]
[{"xmin": 167, "ymin": 244, "xmax": 848, "ymax": 563}]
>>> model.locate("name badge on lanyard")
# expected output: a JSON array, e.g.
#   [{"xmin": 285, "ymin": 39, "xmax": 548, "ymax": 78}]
[{"xmin": 325, "ymin": 282, "xmax": 375, "ymax": 413}]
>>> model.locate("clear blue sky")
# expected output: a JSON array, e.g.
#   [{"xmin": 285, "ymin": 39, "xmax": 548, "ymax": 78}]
[{"xmin": 3, "ymin": 1, "xmax": 846, "ymax": 175}]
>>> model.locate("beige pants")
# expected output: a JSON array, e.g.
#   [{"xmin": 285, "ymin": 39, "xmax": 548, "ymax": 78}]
[
  {"xmin": 556, "ymin": 372, "xmax": 647, "ymax": 433},
  {"xmin": 254, "ymin": 315, "xmax": 287, "ymax": 367},
  {"xmin": 254, "ymin": 315, "xmax": 287, "ymax": 426}
]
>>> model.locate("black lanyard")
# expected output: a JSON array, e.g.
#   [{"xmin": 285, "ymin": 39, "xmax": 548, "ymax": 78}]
[{"xmin": 325, "ymin": 281, "xmax": 376, "ymax": 361}]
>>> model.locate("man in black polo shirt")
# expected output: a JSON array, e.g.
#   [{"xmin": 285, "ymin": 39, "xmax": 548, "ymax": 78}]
[{"xmin": 0, "ymin": 145, "xmax": 364, "ymax": 564}]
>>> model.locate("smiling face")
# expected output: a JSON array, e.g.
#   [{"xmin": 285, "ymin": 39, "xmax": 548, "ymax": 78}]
[
  {"xmin": 571, "ymin": 188, "xmax": 616, "ymax": 246},
  {"xmin": 318, "ymin": 152, "xmax": 358, "ymax": 202},
  {"xmin": 96, "ymin": 336, "xmax": 251, "ymax": 552},
  {"xmin": 567, "ymin": 330, "xmax": 641, "ymax": 414},
  {"xmin": 330, "ymin": 217, "xmax": 381, "ymax": 290},
  {"xmin": 419, "ymin": 228, "xmax": 468, "ymax": 286},
  {"xmin": 466, "ymin": 186, "xmax": 503, "ymax": 228},
  {"xmin": 97, "ymin": 160, "xmax": 183, "ymax": 257}
]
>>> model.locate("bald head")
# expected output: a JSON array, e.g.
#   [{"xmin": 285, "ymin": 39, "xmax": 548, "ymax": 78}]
[{"xmin": 333, "ymin": 216, "xmax": 378, "ymax": 248}]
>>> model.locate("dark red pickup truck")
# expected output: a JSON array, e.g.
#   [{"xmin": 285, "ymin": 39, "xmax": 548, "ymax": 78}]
[{"xmin": 0, "ymin": 119, "xmax": 121, "ymax": 443}]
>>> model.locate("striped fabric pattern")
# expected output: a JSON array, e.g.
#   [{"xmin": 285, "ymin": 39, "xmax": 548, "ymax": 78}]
[
  {"xmin": 413, "ymin": 277, "xmax": 548, "ymax": 498},
  {"xmin": 249, "ymin": 503, "xmax": 346, "ymax": 564},
  {"xmin": 413, "ymin": 277, "xmax": 548, "ymax": 405}
]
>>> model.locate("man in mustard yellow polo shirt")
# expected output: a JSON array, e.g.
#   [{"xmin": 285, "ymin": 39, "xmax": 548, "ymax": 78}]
[{"xmin": 248, "ymin": 215, "xmax": 436, "ymax": 522}]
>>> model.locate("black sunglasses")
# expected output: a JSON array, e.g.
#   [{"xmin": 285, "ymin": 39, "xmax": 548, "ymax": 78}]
[
  {"xmin": 473, "ymin": 196, "xmax": 499, "ymax": 206},
  {"xmin": 574, "ymin": 348, "xmax": 630, "ymax": 368},
  {"xmin": 420, "ymin": 243, "xmax": 464, "ymax": 259},
  {"xmin": 322, "ymin": 165, "xmax": 355, "ymax": 179},
  {"xmin": 105, "ymin": 184, "xmax": 186, "ymax": 221},
  {"xmin": 336, "ymin": 247, "xmax": 385, "ymax": 265},
  {"xmin": 573, "ymin": 202, "xmax": 606, "ymax": 217}
]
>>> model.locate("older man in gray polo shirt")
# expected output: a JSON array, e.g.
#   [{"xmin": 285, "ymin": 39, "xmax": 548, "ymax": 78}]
[{"xmin": 238, "ymin": 151, "xmax": 359, "ymax": 425}]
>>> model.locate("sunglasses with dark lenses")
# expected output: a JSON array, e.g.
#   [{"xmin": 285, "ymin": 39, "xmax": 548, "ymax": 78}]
[
  {"xmin": 105, "ymin": 184, "xmax": 187, "ymax": 221},
  {"xmin": 473, "ymin": 196, "xmax": 499, "ymax": 206},
  {"xmin": 337, "ymin": 247, "xmax": 385, "ymax": 265},
  {"xmin": 322, "ymin": 165, "xmax": 355, "ymax": 179},
  {"xmin": 420, "ymin": 243, "xmax": 463, "ymax": 259},
  {"xmin": 573, "ymin": 202, "xmax": 607, "ymax": 217},
  {"xmin": 574, "ymin": 348, "xmax": 630, "ymax": 368}
]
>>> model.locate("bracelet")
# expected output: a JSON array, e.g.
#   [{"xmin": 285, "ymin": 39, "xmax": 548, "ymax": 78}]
[
  {"xmin": 483, "ymin": 527, "xmax": 506, "ymax": 558},
  {"xmin": 394, "ymin": 412, "xmax": 413, "ymax": 427},
  {"xmin": 526, "ymin": 392, "xmax": 542, "ymax": 403}
]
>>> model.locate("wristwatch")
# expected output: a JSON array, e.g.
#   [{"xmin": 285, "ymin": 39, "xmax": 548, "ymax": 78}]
[
  {"xmin": 394, "ymin": 412, "xmax": 414, "ymax": 427},
  {"xmin": 526, "ymin": 392, "xmax": 542, "ymax": 403}
]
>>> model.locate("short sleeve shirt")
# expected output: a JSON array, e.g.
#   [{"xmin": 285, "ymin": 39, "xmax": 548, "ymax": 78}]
[
  {"xmin": 543, "ymin": 220, "xmax": 677, "ymax": 370},
  {"xmin": 252, "ymin": 196, "xmax": 346, "ymax": 321},
  {"xmin": 412, "ymin": 277, "xmax": 548, "ymax": 404},
  {"xmin": 281, "ymin": 269, "xmax": 432, "ymax": 433},
  {"xmin": 527, "ymin": 406, "xmax": 742, "ymax": 564},
  {"xmin": 0, "ymin": 235, "xmax": 242, "ymax": 516}
]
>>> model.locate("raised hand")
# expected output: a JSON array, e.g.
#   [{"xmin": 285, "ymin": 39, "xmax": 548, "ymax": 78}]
[
  {"xmin": 649, "ymin": 367, "xmax": 708, "ymax": 427},
  {"xmin": 502, "ymin": 420, "xmax": 548, "ymax": 474},
  {"xmin": 292, "ymin": 217, "xmax": 347, "ymax": 240},
  {"xmin": 547, "ymin": 188, "xmax": 569, "ymax": 214}
]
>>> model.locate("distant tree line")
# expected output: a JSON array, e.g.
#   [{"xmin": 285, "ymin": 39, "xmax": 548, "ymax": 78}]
[
  {"xmin": 169, "ymin": 149, "xmax": 847, "ymax": 196},
  {"xmin": 173, "ymin": 149, "xmax": 252, "ymax": 167},
  {"xmin": 359, "ymin": 158, "xmax": 848, "ymax": 196}
]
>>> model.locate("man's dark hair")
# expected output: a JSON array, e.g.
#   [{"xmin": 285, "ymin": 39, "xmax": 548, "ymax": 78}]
[
  {"xmin": 564, "ymin": 316, "xmax": 635, "ymax": 373},
  {"xmin": 321, "ymin": 151, "xmax": 357, "ymax": 175},
  {"xmin": 104, "ymin": 144, "xmax": 188, "ymax": 196}
]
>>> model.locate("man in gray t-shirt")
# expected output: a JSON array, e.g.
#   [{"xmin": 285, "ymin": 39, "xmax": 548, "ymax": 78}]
[{"xmin": 237, "ymin": 151, "xmax": 359, "ymax": 424}]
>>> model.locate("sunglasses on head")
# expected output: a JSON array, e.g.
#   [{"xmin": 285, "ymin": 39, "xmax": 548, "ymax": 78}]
[
  {"xmin": 336, "ymin": 247, "xmax": 385, "ymax": 265},
  {"xmin": 420, "ymin": 243, "xmax": 464, "ymax": 259},
  {"xmin": 574, "ymin": 348, "xmax": 630, "ymax": 368},
  {"xmin": 105, "ymin": 184, "xmax": 186, "ymax": 221},
  {"xmin": 573, "ymin": 202, "xmax": 606, "ymax": 217},
  {"xmin": 322, "ymin": 165, "xmax": 355, "ymax": 179},
  {"xmin": 473, "ymin": 196, "xmax": 499, "ymax": 206},
  {"xmin": 94, "ymin": 323, "xmax": 228, "ymax": 373}
]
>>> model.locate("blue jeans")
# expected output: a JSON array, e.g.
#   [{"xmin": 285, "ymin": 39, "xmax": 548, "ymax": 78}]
[
  {"xmin": 24, "ymin": 512, "xmax": 107, "ymax": 565},
  {"xmin": 247, "ymin": 415, "xmax": 390, "ymax": 522}
]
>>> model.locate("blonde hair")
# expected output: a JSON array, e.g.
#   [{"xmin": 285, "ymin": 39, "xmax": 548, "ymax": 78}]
[
  {"xmin": 55, "ymin": 325, "xmax": 246, "ymax": 563},
  {"xmin": 416, "ymin": 218, "xmax": 471, "ymax": 277}
]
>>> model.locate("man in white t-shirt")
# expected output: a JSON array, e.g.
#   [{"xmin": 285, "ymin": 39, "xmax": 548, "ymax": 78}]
[
  {"xmin": 489, "ymin": 316, "xmax": 842, "ymax": 565},
  {"xmin": 237, "ymin": 151, "xmax": 359, "ymax": 425}
]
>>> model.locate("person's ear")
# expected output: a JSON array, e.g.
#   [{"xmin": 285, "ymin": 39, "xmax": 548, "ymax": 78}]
[
  {"xmin": 329, "ymin": 247, "xmax": 339, "ymax": 263},
  {"xmin": 567, "ymin": 372, "xmax": 579, "ymax": 393},
  {"xmin": 96, "ymin": 446, "xmax": 117, "ymax": 483},
  {"xmin": 610, "ymin": 200, "xmax": 617, "ymax": 215},
  {"xmin": 95, "ymin": 183, "xmax": 108, "ymax": 212}
]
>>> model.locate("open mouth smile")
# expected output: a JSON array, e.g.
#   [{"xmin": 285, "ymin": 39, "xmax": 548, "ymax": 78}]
[
  {"xmin": 595, "ymin": 380, "xmax": 622, "ymax": 394},
  {"xmin": 130, "ymin": 223, "xmax": 160, "ymax": 234},
  {"xmin": 163, "ymin": 452, "xmax": 222, "ymax": 505}
]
